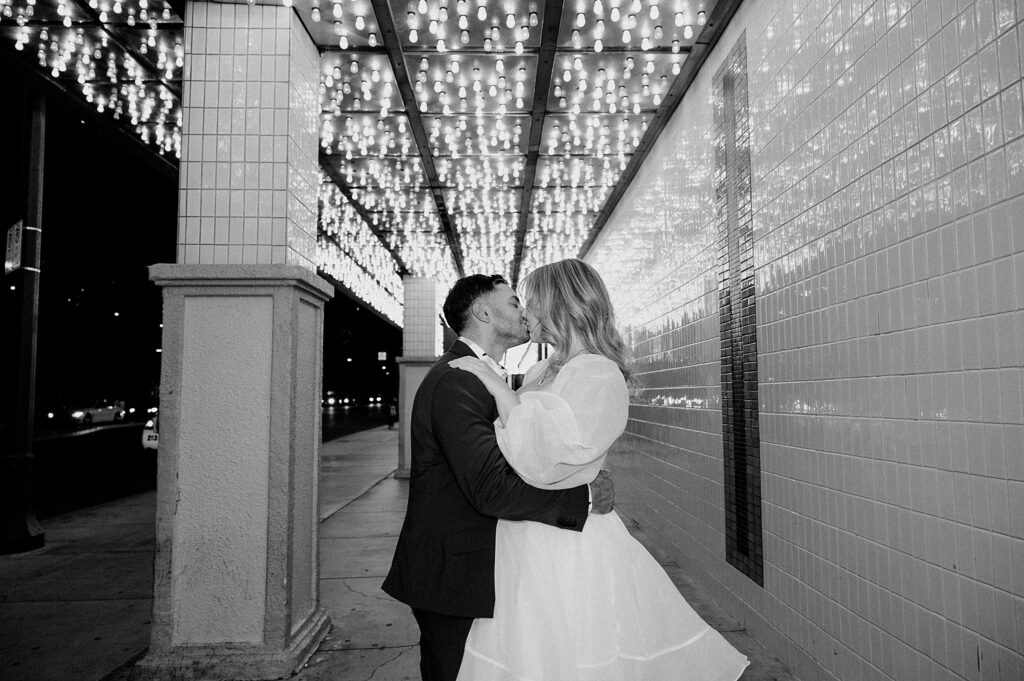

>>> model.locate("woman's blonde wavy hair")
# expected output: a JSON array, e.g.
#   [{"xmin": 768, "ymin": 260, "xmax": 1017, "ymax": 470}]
[{"xmin": 519, "ymin": 258, "xmax": 632, "ymax": 382}]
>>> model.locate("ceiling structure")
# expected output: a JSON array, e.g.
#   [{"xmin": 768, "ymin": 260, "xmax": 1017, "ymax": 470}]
[{"xmin": 1, "ymin": 0, "xmax": 742, "ymax": 325}]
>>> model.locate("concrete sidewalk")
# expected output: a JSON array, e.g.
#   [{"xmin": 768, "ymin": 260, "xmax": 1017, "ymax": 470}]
[{"xmin": 1, "ymin": 426, "xmax": 797, "ymax": 681}]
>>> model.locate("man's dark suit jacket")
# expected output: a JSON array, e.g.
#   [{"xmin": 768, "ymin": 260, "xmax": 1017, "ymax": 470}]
[{"xmin": 382, "ymin": 340, "xmax": 590, "ymax": 618}]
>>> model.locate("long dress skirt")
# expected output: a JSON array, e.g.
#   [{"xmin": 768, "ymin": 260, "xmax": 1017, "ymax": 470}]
[{"xmin": 457, "ymin": 510, "xmax": 750, "ymax": 681}]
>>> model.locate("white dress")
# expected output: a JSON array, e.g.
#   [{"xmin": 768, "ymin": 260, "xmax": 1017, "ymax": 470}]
[{"xmin": 457, "ymin": 354, "xmax": 750, "ymax": 681}]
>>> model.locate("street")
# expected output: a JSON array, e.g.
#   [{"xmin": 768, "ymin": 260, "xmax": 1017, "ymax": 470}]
[{"xmin": 29, "ymin": 407, "xmax": 394, "ymax": 519}]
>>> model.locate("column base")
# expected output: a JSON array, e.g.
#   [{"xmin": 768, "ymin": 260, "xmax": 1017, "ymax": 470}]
[
  {"xmin": 132, "ymin": 607, "xmax": 330, "ymax": 681},
  {"xmin": 1, "ymin": 454, "xmax": 46, "ymax": 554}
]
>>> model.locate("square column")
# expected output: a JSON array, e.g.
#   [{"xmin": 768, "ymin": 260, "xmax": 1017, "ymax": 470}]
[
  {"xmin": 136, "ymin": 2, "xmax": 330, "ymax": 678},
  {"xmin": 395, "ymin": 276, "xmax": 444, "ymax": 478},
  {"xmin": 138, "ymin": 265, "xmax": 333, "ymax": 679},
  {"xmin": 176, "ymin": 0, "xmax": 319, "ymax": 269}
]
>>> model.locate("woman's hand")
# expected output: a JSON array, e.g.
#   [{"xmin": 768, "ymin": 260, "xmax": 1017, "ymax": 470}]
[
  {"xmin": 448, "ymin": 357, "xmax": 511, "ymax": 398},
  {"xmin": 449, "ymin": 356, "xmax": 521, "ymax": 426}
]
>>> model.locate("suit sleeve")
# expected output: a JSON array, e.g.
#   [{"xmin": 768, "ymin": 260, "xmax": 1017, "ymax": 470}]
[{"xmin": 430, "ymin": 369, "xmax": 590, "ymax": 531}]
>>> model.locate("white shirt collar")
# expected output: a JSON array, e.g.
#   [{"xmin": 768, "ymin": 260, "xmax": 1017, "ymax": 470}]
[{"xmin": 458, "ymin": 336, "xmax": 508, "ymax": 379}]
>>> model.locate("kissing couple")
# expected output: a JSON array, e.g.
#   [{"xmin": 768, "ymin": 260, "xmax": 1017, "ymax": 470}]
[{"xmin": 383, "ymin": 258, "xmax": 749, "ymax": 681}]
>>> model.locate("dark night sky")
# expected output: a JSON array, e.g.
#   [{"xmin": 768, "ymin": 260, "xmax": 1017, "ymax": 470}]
[{"xmin": 1, "ymin": 64, "xmax": 401, "ymax": 432}]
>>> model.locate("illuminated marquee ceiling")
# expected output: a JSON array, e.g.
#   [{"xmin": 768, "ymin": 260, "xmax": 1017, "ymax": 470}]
[
  {"xmin": 1, "ymin": 0, "xmax": 741, "ymax": 291},
  {"xmin": 0, "ymin": 0, "xmax": 185, "ymax": 155}
]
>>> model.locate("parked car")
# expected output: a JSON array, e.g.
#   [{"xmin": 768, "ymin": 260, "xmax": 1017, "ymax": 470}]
[
  {"xmin": 70, "ymin": 399, "xmax": 126, "ymax": 424},
  {"xmin": 142, "ymin": 413, "xmax": 159, "ymax": 450}
]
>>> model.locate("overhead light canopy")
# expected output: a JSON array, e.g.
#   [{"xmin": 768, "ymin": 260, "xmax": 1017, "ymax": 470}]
[{"xmin": 1, "ymin": 0, "xmax": 733, "ymax": 325}]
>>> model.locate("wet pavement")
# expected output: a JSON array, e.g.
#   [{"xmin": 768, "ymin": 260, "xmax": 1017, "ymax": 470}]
[{"xmin": 0, "ymin": 426, "xmax": 798, "ymax": 681}]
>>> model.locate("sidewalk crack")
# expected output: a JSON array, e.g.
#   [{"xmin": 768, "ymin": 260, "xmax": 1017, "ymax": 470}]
[
  {"xmin": 337, "ymin": 578, "xmax": 393, "ymax": 603},
  {"xmin": 364, "ymin": 645, "xmax": 414, "ymax": 680}
]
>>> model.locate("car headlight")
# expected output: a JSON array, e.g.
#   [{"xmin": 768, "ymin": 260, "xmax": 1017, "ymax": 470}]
[{"xmin": 71, "ymin": 411, "xmax": 85, "ymax": 419}]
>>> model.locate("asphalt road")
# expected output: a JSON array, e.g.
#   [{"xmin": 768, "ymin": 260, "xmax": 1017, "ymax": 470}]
[{"xmin": 29, "ymin": 406, "xmax": 394, "ymax": 518}]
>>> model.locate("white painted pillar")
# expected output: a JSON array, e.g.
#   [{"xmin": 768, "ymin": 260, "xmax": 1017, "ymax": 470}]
[
  {"xmin": 395, "ymin": 276, "xmax": 444, "ymax": 478},
  {"xmin": 136, "ymin": 2, "xmax": 331, "ymax": 678}
]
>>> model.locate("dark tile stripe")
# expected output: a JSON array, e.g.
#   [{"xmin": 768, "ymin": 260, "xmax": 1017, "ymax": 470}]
[{"xmin": 713, "ymin": 34, "xmax": 764, "ymax": 587}]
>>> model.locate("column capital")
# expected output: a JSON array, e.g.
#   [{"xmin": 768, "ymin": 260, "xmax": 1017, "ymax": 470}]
[
  {"xmin": 396, "ymin": 356, "xmax": 438, "ymax": 365},
  {"xmin": 150, "ymin": 263, "xmax": 334, "ymax": 301}
]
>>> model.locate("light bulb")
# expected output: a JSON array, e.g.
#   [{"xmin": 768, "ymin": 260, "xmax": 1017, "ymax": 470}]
[
  {"xmin": 683, "ymin": 24, "xmax": 693, "ymax": 39},
  {"xmin": 311, "ymin": 7, "xmax": 321, "ymax": 22},
  {"xmin": 477, "ymin": 5, "xmax": 486, "ymax": 19},
  {"xmin": 697, "ymin": 10, "xmax": 706, "ymax": 25},
  {"xmin": 594, "ymin": 0, "xmax": 604, "ymax": 13},
  {"xmin": 650, "ymin": 5, "xmax": 658, "ymax": 20},
  {"xmin": 594, "ymin": 38, "xmax": 603, "ymax": 52},
  {"xmin": 409, "ymin": 28, "xmax": 418, "ymax": 42},
  {"xmin": 654, "ymin": 25, "xmax": 663, "ymax": 39},
  {"xmin": 576, "ymin": 12, "xmax": 585, "ymax": 27},
  {"xmin": 417, "ymin": 0, "xmax": 427, "ymax": 11},
  {"xmin": 355, "ymin": 14, "xmax": 365, "ymax": 30}
]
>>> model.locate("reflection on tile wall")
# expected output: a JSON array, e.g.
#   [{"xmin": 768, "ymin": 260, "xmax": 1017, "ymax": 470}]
[
  {"xmin": 589, "ymin": 0, "xmax": 1024, "ymax": 680},
  {"xmin": 177, "ymin": 3, "xmax": 318, "ymax": 269}
]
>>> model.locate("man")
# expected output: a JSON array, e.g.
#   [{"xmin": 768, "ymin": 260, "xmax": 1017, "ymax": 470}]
[{"xmin": 382, "ymin": 274, "xmax": 614, "ymax": 681}]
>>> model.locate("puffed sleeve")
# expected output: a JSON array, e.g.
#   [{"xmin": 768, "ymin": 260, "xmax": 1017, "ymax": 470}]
[{"xmin": 496, "ymin": 354, "xmax": 629, "ymax": 489}]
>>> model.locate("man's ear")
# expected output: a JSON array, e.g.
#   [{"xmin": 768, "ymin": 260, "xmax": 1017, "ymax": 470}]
[{"xmin": 470, "ymin": 299, "xmax": 490, "ymax": 324}]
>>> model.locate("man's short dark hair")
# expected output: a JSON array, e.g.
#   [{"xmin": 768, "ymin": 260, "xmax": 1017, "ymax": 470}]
[{"xmin": 442, "ymin": 274, "xmax": 508, "ymax": 335}]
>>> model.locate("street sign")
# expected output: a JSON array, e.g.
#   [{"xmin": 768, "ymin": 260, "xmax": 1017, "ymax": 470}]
[{"xmin": 5, "ymin": 220, "xmax": 22, "ymax": 275}]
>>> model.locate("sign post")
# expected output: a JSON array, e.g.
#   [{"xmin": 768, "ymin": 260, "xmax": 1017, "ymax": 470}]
[{"xmin": 2, "ymin": 90, "xmax": 45, "ymax": 554}]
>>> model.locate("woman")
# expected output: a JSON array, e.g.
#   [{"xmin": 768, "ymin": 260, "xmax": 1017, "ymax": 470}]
[{"xmin": 448, "ymin": 259, "xmax": 749, "ymax": 681}]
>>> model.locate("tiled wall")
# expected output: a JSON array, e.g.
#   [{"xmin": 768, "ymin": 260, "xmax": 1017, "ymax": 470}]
[
  {"xmin": 402, "ymin": 276, "xmax": 442, "ymax": 357},
  {"xmin": 588, "ymin": 0, "xmax": 1024, "ymax": 680},
  {"xmin": 177, "ymin": 3, "xmax": 318, "ymax": 269}
]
